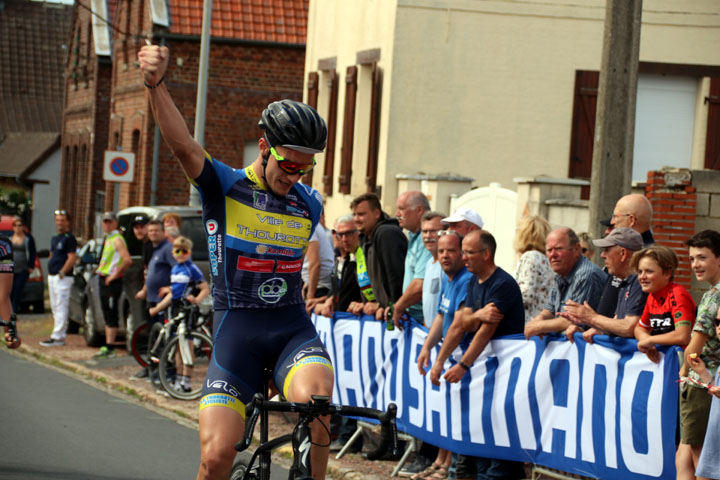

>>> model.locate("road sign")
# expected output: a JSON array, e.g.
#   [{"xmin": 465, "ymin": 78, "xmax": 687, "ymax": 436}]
[{"xmin": 103, "ymin": 151, "xmax": 135, "ymax": 183}]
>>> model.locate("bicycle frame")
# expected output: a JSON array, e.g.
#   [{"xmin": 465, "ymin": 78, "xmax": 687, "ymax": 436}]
[{"xmin": 233, "ymin": 369, "xmax": 398, "ymax": 480}]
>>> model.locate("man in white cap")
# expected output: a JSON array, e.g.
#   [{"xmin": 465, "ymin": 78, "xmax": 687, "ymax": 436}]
[{"xmin": 442, "ymin": 207, "xmax": 484, "ymax": 237}]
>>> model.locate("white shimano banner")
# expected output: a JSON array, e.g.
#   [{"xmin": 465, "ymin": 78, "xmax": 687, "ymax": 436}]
[{"xmin": 311, "ymin": 312, "xmax": 680, "ymax": 480}]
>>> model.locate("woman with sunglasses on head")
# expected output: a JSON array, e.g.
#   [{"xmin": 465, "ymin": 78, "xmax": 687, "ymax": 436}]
[
  {"xmin": 632, "ymin": 245, "xmax": 696, "ymax": 363},
  {"xmin": 9, "ymin": 216, "xmax": 36, "ymax": 315}
]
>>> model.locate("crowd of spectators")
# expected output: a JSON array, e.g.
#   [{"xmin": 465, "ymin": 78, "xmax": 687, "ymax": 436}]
[{"xmin": 303, "ymin": 191, "xmax": 720, "ymax": 480}]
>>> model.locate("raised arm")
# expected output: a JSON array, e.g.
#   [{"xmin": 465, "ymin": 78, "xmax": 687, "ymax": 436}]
[{"xmin": 137, "ymin": 45, "xmax": 205, "ymax": 179}]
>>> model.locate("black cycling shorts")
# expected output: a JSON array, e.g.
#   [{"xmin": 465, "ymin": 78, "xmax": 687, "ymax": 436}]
[
  {"xmin": 0, "ymin": 235, "xmax": 13, "ymax": 274},
  {"xmin": 199, "ymin": 304, "xmax": 333, "ymax": 418}
]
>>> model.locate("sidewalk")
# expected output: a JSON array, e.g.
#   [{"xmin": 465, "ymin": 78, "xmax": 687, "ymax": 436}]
[{"xmin": 13, "ymin": 312, "xmax": 396, "ymax": 480}]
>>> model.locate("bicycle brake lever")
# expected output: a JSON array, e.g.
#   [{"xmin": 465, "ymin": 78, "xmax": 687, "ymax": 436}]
[{"xmin": 235, "ymin": 393, "xmax": 263, "ymax": 452}]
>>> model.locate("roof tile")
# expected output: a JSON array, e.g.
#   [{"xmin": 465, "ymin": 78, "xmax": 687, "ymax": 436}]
[{"xmin": 166, "ymin": 0, "xmax": 308, "ymax": 43}]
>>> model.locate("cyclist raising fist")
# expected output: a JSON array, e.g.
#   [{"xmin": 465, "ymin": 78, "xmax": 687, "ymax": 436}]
[{"xmin": 138, "ymin": 45, "xmax": 334, "ymax": 480}]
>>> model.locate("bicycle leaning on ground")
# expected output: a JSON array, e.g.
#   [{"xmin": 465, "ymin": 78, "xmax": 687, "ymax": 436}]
[
  {"xmin": 134, "ymin": 297, "xmax": 213, "ymax": 399},
  {"xmin": 230, "ymin": 368, "xmax": 399, "ymax": 480},
  {"xmin": 129, "ymin": 295, "xmax": 212, "ymax": 369}
]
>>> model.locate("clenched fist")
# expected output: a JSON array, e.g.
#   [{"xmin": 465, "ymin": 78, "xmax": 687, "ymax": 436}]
[{"xmin": 137, "ymin": 45, "xmax": 169, "ymax": 87}]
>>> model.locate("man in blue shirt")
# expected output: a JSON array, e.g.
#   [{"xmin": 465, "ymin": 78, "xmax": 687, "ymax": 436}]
[
  {"xmin": 430, "ymin": 230, "xmax": 526, "ymax": 480},
  {"xmin": 136, "ymin": 220, "xmax": 175, "ymax": 323},
  {"xmin": 415, "ymin": 230, "xmax": 472, "ymax": 478},
  {"xmin": 387, "ymin": 190, "xmax": 432, "ymax": 326}
]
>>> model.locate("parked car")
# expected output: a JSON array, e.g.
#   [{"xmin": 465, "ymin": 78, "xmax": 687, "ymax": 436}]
[
  {"xmin": 116, "ymin": 205, "xmax": 209, "ymax": 278},
  {"xmin": 0, "ymin": 214, "xmax": 45, "ymax": 313},
  {"xmin": 67, "ymin": 237, "xmax": 130, "ymax": 346}
]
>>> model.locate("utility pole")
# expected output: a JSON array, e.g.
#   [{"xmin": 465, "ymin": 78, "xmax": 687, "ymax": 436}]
[
  {"xmin": 189, "ymin": 0, "xmax": 213, "ymax": 207},
  {"xmin": 588, "ymin": 0, "xmax": 643, "ymax": 242}
]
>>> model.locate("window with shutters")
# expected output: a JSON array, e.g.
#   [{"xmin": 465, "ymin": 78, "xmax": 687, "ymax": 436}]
[
  {"xmin": 705, "ymin": 78, "xmax": 720, "ymax": 170},
  {"xmin": 312, "ymin": 58, "xmax": 339, "ymax": 196},
  {"xmin": 365, "ymin": 64, "xmax": 382, "ymax": 193},
  {"xmin": 568, "ymin": 70, "xmax": 598, "ymax": 200},
  {"xmin": 339, "ymin": 65, "xmax": 358, "ymax": 195}
]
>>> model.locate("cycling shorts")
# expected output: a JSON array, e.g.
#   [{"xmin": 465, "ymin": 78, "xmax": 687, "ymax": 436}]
[
  {"xmin": 199, "ymin": 304, "xmax": 333, "ymax": 418},
  {"xmin": 0, "ymin": 235, "xmax": 13, "ymax": 274}
]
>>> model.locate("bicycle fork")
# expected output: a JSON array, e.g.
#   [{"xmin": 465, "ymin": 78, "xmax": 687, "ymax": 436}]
[{"xmin": 176, "ymin": 322, "xmax": 194, "ymax": 367}]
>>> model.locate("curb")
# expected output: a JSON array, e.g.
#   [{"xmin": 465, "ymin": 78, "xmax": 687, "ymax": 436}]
[{"xmin": 12, "ymin": 342, "xmax": 383, "ymax": 480}]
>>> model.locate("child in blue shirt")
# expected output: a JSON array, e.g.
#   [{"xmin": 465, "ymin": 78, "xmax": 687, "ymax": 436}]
[{"xmin": 150, "ymin": 235, "xmax": 209, "ymax": 392}]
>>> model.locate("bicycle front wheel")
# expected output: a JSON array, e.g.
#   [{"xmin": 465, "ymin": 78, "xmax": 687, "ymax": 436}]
[
  {"xmin": 158, "ymin": 331, "xmax": 213, "ymax": 400},
  {"xmin": 129, "ymin": 322, "xmax": 150, "ymax": 367}
]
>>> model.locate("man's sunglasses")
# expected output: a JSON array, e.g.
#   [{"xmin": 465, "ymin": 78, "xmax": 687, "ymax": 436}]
[
  {"xmin": 270, "ymin": 147, "xmax": 315, "ymax": 176},
  {"xmin": 54, "ymin": 209, "xmax": 68, "ymax": 216},
  {"xmin": 173, "ymin": 248, "xmax": 189, "ymax": 255}
]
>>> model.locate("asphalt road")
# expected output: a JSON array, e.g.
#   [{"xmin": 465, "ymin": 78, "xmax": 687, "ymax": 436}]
[{"xmin": 0, "ymin": 348, "xmax": 241, "ymax": 480}]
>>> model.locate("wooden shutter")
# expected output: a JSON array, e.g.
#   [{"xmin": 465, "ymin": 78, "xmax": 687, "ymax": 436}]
[
  {"xmin": 568, "ymin": 70, "xmax": 599, "ymax": 200},
  {"xmin": 303, "ymin": 71, "xmax": 319, "ymax": 186},
  {"xmin": 322, "ymin": 71, "xmax": 339, "ymax": 196},
  {"xmin": 339, "ymin": 66, "xmax": 358, "ymax": 195},
  {"xmin": 365, "ymin": 66, "xmax": 382, "ymax": 193},
  {"xmin": 704, "ymin": 78, "xmax": 720, "ymax": 170}
]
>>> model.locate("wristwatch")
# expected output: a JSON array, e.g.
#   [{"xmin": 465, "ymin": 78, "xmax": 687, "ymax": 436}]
[
  {"xmin": 58, "ymin": 272, "xmax": 64, "ymax": 279},
  {"xmin": 459, "ymin": 361, "xmax": 470, "ymax": 371}
]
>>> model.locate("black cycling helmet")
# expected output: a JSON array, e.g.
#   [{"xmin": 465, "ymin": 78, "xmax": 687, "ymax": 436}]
[{"xmin": 258, "ymin": 100, "xmax": 327, "ymax": 154}]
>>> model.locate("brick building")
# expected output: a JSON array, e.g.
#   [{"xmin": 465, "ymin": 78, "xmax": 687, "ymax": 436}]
[
  {"xmin": 60, "ymin": 0, "xmax": 117, "ymax": 240},
  {"xmin": 62, "ymin": 0, "xmax": 309, "ymax": 241},
  {"xmin": 0, "ymin": 0, "xmax": 72, "ymax": 246}
]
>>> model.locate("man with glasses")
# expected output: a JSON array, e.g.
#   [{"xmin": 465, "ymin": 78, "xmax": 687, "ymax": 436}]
[
  {"xmin": 559, "ymin": 228, "xmax": 645, "ymax": 343},
  {"xmin": 40, "ymin": 210, "xmax": 77, "ymax": 347},
  {"xmin": 420, "ymin": 212, "xmax": 446, "ymax": 328},
  {"xmin": 428, "ymin": 230, "xmax": 526, "ymax": 480},
  {"xmin": 524, "ymin": 227, "xmax": 607, "ymax": 339},
  {"xmin": 313, "ymin": 214, "xmax": 362, "ymax": 318},
  {"xmin": 94, "ymin": 212, "xmax": 132, "ymax": 358},
  {"xmin": 138, "ymin": 45, "xmax": 334, "ymax": 479},
  {"xmin": 596, "ymin": 194, "xmax": 655, "ymax": 322}
]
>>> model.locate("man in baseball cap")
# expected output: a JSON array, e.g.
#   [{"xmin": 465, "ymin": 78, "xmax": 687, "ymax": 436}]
[
  {"xmin": 442, "ymin": 207, "xmax": 483, "ymax": 237},
  {"xmin": 560, "ymin": 227, "xmax": 645, "ymax": 343}
]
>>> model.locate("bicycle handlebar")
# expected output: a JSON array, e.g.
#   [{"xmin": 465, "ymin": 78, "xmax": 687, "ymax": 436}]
[{"xmin": 236, "ymin": 394, "xmax": 399, "ymax": 459}]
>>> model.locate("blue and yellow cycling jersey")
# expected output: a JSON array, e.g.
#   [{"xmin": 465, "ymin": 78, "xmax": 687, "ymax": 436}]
[{"xmin": 191, "ymin": 152, "xmax": 323, "ymax": 310}]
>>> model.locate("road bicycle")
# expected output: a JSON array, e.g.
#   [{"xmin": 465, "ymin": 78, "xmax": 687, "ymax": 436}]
[
  {"xmin": 229, "ymin": 369, "xmax": 399, "ymax": 480},
  {"xmin": 129, "ymin": 295, "xmax": 212, "ymax": 368},
  {"xmin": 139, "ymin": 298, "xmax": 213, "ymax": 399},
  {"xmin": 155, "ymin": 303, "xmax": 213, "ymax": 400}
]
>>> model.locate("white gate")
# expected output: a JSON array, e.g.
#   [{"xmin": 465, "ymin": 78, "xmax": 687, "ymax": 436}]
[{"xmin": 449, "ymin": 183, "xmax": 518, "ymax": 273}]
